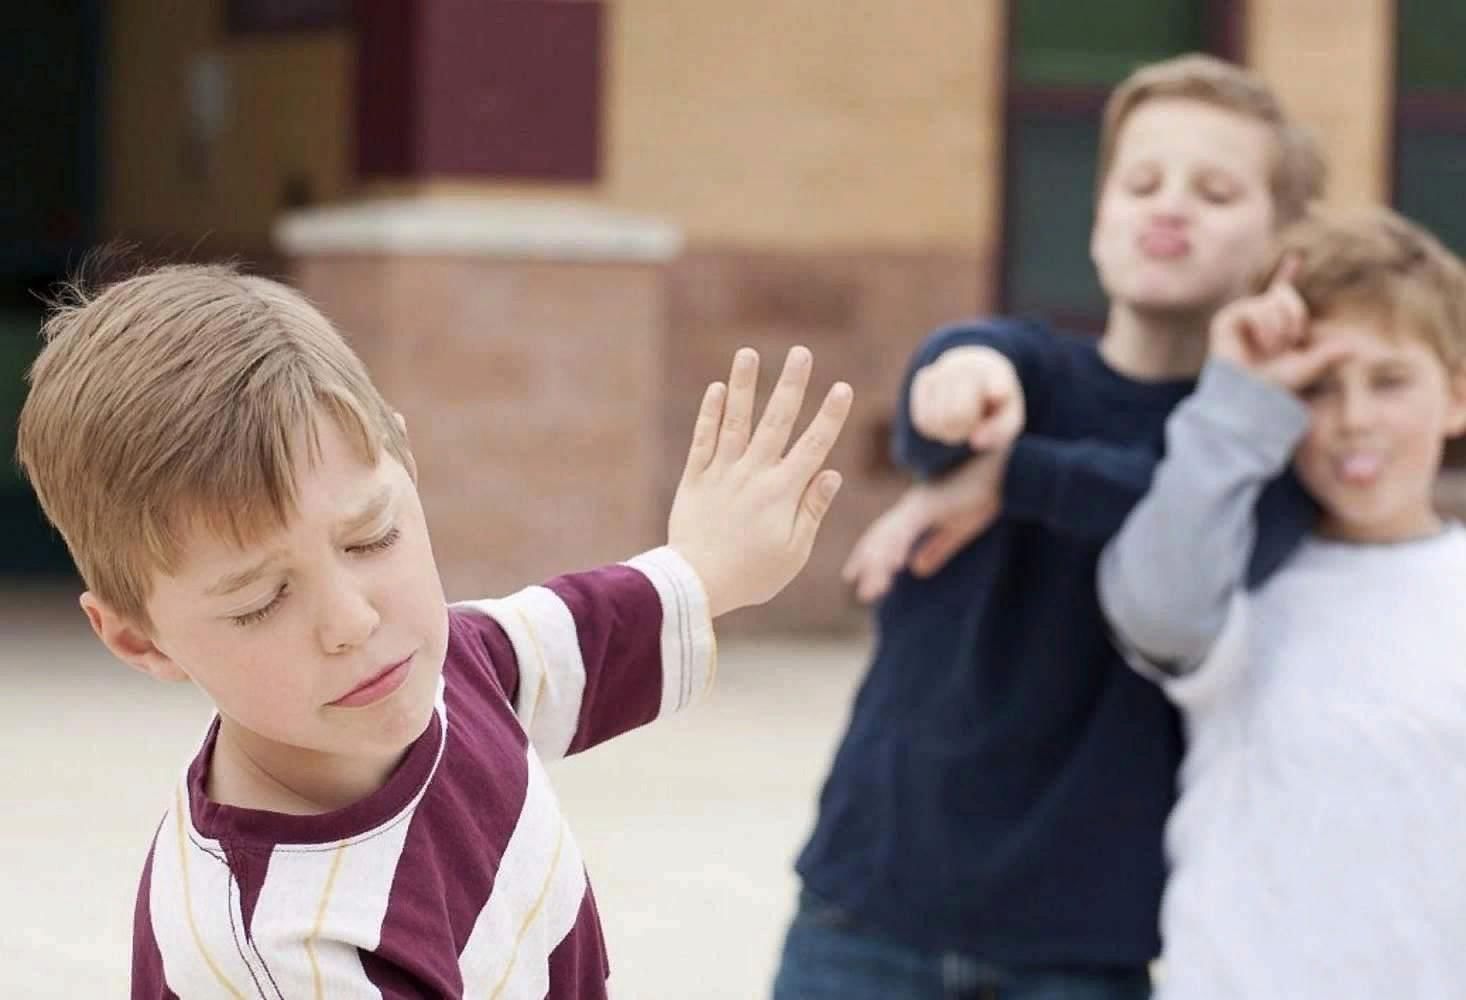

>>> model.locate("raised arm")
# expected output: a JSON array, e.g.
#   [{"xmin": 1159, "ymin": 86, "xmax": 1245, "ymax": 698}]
[
  {"xmin": 1097, "ymin": 360, "xmax": 1310, "ymax": 670},
  {"xmin": 460, "ymin": 345, "xmax": 853, "ymax": 758},
  {"xmin": 1100, "ymin": 265, "xmax": 1347, "ymax": 671}
]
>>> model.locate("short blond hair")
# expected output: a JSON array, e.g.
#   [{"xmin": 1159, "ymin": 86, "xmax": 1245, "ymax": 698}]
[
  {"xmin": 1258, "ymin": 207, "xmax": 1466, "ymax": 368},
  {"xmin": 17, "ymin": 264, "xmax": 411, "ymax": 627},
  {"xmin": 1098, "ymin": 53, "xmax": 1327, "ymax": 226}
]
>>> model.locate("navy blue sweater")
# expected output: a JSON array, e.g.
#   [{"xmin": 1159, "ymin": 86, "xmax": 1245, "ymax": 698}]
[{"xmin": 795, "ymin": 319, "xmax": 1312, "ymax": 967}]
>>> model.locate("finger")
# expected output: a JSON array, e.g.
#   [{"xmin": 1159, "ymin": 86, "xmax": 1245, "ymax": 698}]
[
  {"xmin": 852, "ymin": 541, "xmax": 900, "ymax": 603},
  {"xmin": 716, "ymin": 348, "xmax": 760, "ymax": 463},
  {"xmin": 970, "ymin": 373, "xmax": 1023, "ymax": 451},
  {"xmin": 784, "ymin": 381, "xmax": 854, "ymax": 480},
  {"xmin": 1236, "ymin": 313, "xmax": 1269, "ymax": 361},
  {"xmin": 682, "ymin": 381, "xmax": 727, "ymax": 478},
  {"xmin": 947, "ymin": 368, "xmax": 986, "ymax": 440},
  {"xmin": 748, "ymin": 346, "xmax": 813, "ymax": 462},
  {"xmin": 793, "ymin": 469, "xmax": 844, "ymax": 563},
  {"xmin": 856, "ymin": 556, "xmax": 900, "ymax": 604},
  {"xmin": 1271, "ymin": 338, "xmax": 1357, "ymax": 391},
  {"xmin": 970, "ymin": 398, "xmax": 1021, "ymax": 452},
  {"xmin": 1256, "ymin": 301, "xmax": 1292, "ymax": 353},
  {"xmin": 1269, "ymin": 252, "xmax": 1301, "ymax": 292},
  {"xmin": 841, "ymin": 522, "xmax": 878, "ymax": 583},
  {"xmin": 1273, "ymin": 283, "xmax": 1309, "ymax": 342},
  {"xmin": 910, "ymin": 516, "xmax": 982, "ymax": 577}
]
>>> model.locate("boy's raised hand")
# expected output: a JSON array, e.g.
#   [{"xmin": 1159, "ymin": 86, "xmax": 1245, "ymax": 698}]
[
  {"xmin": 1210, "ymin": 256, "xmax": 1354, "ymax": 391},
  {"xmin": 910, "ymin": 345, "xmax": 1026, "ymax": 452},
  {"xmin": 669, "ymin": 346, "xmax": 853, "ymax": 618}
]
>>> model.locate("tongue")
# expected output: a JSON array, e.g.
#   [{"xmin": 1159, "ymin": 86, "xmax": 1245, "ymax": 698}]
[{"xmin": 1340, "ymin": 454, "xmax": 1382, "ymax": 483}]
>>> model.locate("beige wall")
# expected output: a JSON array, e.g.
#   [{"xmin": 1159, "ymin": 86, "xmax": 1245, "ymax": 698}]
[
  {"xmin": 1246, "ymin": 0, "xmax": 1395, "ymax": 206},
  {"xmin": 106, "ymin": 1, "xmax": 353, "ymax": 249},
  {"xmin": 108, "ymin": 0, "xmax": 1003, "ymax": 255},
  {"xmin": 602, "ymin": 0, "xmax": 1003, "ymax": 251},
  {"xmin": 419, "ymin": 0, "xmax": 1006, "ymax": 253}
]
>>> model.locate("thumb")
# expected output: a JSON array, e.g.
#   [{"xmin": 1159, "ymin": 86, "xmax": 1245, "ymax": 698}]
[
  {"xmin": 970, "ymin": 392, "xmax": 1023, "ymax": 452},
  {"xmin": 794, "ymin": 469, "xmax": 843, "ymax": 551}
]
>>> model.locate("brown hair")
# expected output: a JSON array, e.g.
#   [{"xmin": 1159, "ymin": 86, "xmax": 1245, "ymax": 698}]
[
  {"xmin": 1259, "ymin": 206, "xmax": 1466, "ymax": 367},
  {"xmin": 17, "ymin": 263, "xmax": 412, "ymax": 627},
  {"xmin": 1098, "ymin": 53, "xmax": 1327, "ymax": 225}
]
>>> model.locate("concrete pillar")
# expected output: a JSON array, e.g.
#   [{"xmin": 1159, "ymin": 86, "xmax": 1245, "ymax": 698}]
[
  {"xmin": 275, "ymin": 198, "xmax": 682, "ymax": 601},
  {"xmin": 1246, "ymin": 0, "xmax": 1395, "ymax": 206}
]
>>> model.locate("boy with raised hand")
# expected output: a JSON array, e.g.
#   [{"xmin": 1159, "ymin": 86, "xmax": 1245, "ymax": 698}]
[
  {"xmin": 775, "ymin": 55, "xmax": 1324, "ymax": 1000},
  {"xmin": 1099, "ymin": 207, "xmax": 1466, "ymax": 997},
  {"xmin": 16, "ymin": 264, "xmax": 851, "ymax": 998}
]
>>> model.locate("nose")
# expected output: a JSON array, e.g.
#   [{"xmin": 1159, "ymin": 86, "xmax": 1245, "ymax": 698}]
[
  {"xmin": 1337, "ymin": 383, "xmax": 1378, "ymax": 432},
  {"xmin": 317, "ymin": 576, "xmax": 381, "ymax": 654}
]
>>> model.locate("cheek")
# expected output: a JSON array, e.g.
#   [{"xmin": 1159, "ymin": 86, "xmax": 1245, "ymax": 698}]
[{"xmin": 1202, "ymin": 211, "xmax": 1272, "ymax": 266}]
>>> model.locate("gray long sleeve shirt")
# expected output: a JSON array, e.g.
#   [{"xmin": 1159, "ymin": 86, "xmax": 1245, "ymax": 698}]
[{"xmin": 1098, "ymin": 359, "xmax": 1310, "ymax": 672}]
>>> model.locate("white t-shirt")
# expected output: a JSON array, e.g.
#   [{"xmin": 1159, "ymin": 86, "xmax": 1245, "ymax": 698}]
[{"xmin": 1151, "ymin": 526, "xmax": 1466, "ymax": 998}]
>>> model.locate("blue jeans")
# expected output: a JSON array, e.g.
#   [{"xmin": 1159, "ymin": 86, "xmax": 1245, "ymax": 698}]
[{"xmin": 772, "ymin": 891, "xmax": 1151, "ymax": 1000}]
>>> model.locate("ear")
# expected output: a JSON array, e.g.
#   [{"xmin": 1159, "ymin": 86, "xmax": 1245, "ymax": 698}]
[
  {"xmin": 79, "ymin": 592, "xmax": 190, "ymax": 683},
  {"xmin": 1446, "ymin": 367, "xmax": 1466, "ymax": 438}
]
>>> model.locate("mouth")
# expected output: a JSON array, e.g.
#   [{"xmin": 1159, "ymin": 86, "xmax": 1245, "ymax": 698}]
[
  {"xmin": 329, "ymin": 654, "xmax": 414, "ymax": 709},
  {"xmin": 1137, "ymin": 229, "xmax": 1191, "ymax": 259},
  {"xmin": 1332, "ymin": 451, "xmax": 1385, "ymax": 487}
]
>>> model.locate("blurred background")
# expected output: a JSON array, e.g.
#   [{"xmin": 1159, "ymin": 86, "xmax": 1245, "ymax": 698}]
[
  {"xmin": 6, "ymin": 0, "xmax": 1466, "ymax": 630},
  {"xmin": 4, "ymin": 1, "xmax": 1466, "ymax": 994}
]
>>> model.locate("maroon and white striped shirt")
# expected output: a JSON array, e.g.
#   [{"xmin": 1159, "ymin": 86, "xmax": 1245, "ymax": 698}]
[{"xmin": 131, "ymin": 548, "xmax": 714, "ymax": 999}]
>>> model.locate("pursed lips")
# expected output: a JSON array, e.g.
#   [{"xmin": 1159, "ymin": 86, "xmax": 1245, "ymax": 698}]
[{"xmin": 329, "ymin": 654, "xmax": 414, "ymax": 707}]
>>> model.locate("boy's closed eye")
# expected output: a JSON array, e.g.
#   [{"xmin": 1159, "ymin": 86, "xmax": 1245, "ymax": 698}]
[
  {"xmin": 226, "ymin": 526, "xmax": 404, "ymax": 627},
  {"xmin": 1122, "ymin": 163, "xmax": 1162, "ymax": 196},
  {"xmin": 1196, "ymin": 172, "xmax": 1240, "ymax": 205},
  {"xmin": 1369, "ymin": 366, "xmax": 1413, "ymax": 392}
]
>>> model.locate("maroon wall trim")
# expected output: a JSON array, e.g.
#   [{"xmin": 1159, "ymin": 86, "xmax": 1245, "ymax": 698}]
[{"xmin": 356, "ymin": 0, "xmax": 604, "ymax": 181}]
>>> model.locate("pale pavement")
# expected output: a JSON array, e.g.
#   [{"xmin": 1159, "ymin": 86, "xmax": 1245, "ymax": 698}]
[{"xmin": 0, "ymin": 579, "xmax": 872, "ymax": 998}]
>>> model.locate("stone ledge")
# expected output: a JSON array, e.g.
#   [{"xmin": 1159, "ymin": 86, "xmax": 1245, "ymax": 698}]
[{"xmin": 274, "ymin": 196, "xmax": 684, "ymax": 262}]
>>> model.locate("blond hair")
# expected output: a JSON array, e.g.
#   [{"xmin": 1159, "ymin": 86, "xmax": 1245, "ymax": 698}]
[
  {"xmin": 1259, "ymin": 207, "xmax": 1466, "ymax": 368},
  {"xmin": 1098, "ymin": 53, "xmax": 1327, "ymax": 226},
  {"xmin": 17, "ymin": 264, "xmax": 411, "ymax": 627}
]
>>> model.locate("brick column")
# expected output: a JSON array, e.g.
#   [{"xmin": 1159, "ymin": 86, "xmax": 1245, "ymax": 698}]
[
  {"xmin": 275, "ymin": 197, "xmax": 682, "ymax": 601},
  {"xmin": 1246, "ymin": 0, "xmax": 1395, "ymax": 206}
]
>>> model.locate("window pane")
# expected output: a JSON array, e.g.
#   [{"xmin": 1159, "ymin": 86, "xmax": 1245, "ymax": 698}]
[
  {"xmin": 1003, "ymin": 115, "xmax": 1107, "ymax": 325},
  {"xmin": 1395, "ymin": 128, "xmax": 1466, "ymax": 257},
  {"xmin": 1014, "ymin": 0, "xmax": 1205, "ymax": 86},
  {"xmin": 1397, "ymin": 0, "xmax": 1466, "ymax": 93}
]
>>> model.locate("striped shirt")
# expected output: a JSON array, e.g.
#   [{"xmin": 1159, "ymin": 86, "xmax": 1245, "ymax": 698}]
[{"xmin": 131, "ymin": 547, "xmax": 715, "ymax": 999}]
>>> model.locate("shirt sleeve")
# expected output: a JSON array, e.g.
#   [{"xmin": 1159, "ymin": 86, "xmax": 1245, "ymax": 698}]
[
  {"xmin": 452, "ymin": 546, "xmax": 716, "ymax": 761},
  {"xmin": 1098, "ymin": 359, "xmax": 1309, "ymax": 677}
]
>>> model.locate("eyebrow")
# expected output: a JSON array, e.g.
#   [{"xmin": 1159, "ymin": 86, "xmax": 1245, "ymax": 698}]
[
  {"xmin": 335, "ymin": 483, "xmax": 397, "ymax": 540},
  {"xmin": 206, "ymin": 553, "xmax": 286, "ymax": 599},
  {"xmin": 204, "ymin": 485, "xmax": 396, "ymax": 598}
]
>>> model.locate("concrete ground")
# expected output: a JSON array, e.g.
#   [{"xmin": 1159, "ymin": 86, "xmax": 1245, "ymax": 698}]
[{"xmin": 0, "ymin": 579, "xmax": 872, "ymax": 998}]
